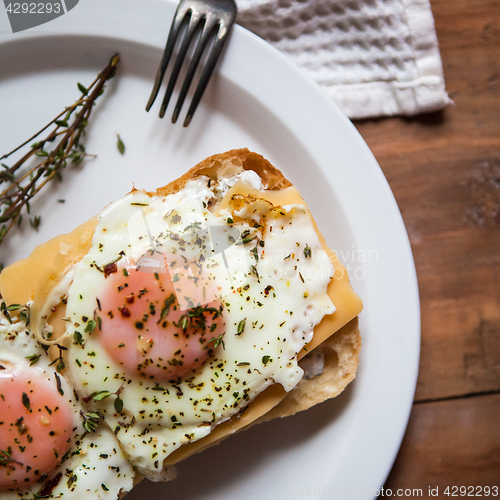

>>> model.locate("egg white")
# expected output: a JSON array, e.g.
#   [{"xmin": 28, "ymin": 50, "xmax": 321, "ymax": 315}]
[{"xmin": 0, "ymin": 306, "xmax": 135, "ymax": 500}]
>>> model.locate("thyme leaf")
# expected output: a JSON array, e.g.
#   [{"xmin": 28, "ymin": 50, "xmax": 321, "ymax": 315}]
[
  {"xmin": 236, "ymin": 318, "xmax": 246, "ymax": 336},
  {"xmin": 116, "ymin": 134, "xmax": 125, "ymax": 155},
  {"xmin": 157, "ymin": 294, "xmax": 176, "ymax": 324}
]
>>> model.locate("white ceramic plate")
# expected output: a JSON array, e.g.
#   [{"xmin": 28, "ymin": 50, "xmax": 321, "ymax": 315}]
[{"xmin": 0, "ymin": 1, "xmax": 420, "ymax": 498}]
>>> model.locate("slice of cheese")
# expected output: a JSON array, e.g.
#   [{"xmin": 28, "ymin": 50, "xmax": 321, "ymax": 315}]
[{"xmin": 0, "ymin": 180, "xmax": 362, "ymax": 466}]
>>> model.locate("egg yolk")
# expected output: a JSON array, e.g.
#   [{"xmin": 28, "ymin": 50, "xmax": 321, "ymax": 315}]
[
  {"xmin": 0, "ymin": 366, "xmax": 74, "ymax": 490},
  {"xmin": 97, "ymin": 263, "xmax": 225, "ymax": 380}
]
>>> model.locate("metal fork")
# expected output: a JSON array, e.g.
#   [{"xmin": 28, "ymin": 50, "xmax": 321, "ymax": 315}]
[{"xmin": 146, "ymin": 0, "xmax": 237, "ymax": 127}]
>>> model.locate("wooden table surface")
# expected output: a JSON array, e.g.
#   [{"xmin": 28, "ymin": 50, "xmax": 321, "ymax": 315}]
[{"xmin": 354, "ymin": 0, "xmax": 500, "ymax": 492}]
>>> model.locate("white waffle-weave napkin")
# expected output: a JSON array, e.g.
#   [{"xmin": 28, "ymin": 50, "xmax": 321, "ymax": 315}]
[{"xmin": 236, "ymin": 0, "xmax": 450, "ymax": 119}]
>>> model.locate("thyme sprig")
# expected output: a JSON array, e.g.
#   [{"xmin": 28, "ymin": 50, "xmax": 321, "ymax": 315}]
[
  {"xmin": 0, "ymin": 301, "xmax": 30, "ymax": 325},
  {"xmin": 0, "ymin": 447, "xmax": 23, "ymax": 468},
  {"xmin": 0, "ymin": 54, "xmax": 120, "ymax": 244},
  {"xmin": 80, "ymin": 411, "xmax": 103, "ymax": 433},
  {"xmin": 82, "ymin": 385, "xmax": 124, "ymax": 414}
]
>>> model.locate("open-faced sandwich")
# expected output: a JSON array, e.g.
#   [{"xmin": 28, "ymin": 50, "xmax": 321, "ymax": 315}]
[{"xmin": 0, "ymin": 149, "xmax": 362, "ymax": 498}]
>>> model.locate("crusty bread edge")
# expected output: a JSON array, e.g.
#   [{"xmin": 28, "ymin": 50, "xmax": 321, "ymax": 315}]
[{"xmin": 151, "ymin": 148, "xmax": 292, "ymax": 198}]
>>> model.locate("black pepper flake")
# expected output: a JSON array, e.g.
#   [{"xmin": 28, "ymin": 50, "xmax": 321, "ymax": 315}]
[
  {"xmin": 54, "ymin": 373, "xmax": 64, "ymax": 396},
  {"xmin": 67, "ymin": 474, "xmax": 77, "ymax": 489},
  {"xmin": 15, "ymin": 417, "xmax": 27, "ymax": 435}
]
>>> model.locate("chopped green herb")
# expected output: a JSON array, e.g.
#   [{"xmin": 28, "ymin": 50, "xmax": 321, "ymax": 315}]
[
  {"xmin": 208, "ymin": 334, "xmax": 225, "ymax": 350},
  {"xmin": 81, "ymin": 411, "xmax": 101, "ymax": 433},
  {"xmin": 183, "ymin": 221, "xmax": 202, "ymax": 233},
  {"xmin": 114, "ymin": 397, "xmax": 123, "ymax": 414},
  {"xmin": 249, "ymin": 265, "xmax": 259, "ymax": 279},
  {"xmin": 73, "ymin": 331, "xmax": 84, "ymax": 345},
  {"xmin": 250, "ymin": 246, "xmax": 258, "ymax": 261},
  {"xmin": 25, "ymin": 354, "xmax": 40, "ymax": 366},
  {"xmin": 22, "ymin": 393, "xmax": 30, "ymax": 411},
  {"xmin": 116, "ymin": 134, "xmax": 125, "ymax": 155},
  {"xmin": 158, "ymin": 294, "xmax": 176, "ymax": 324},
  {"xmin": 91, "ymin": 390, "xmax": 112, "ymax": 401},
  {"xmin": 85, "ymin": 318, "xmax": 97, "ymax": 334},
  {"xmin": 236, "ymin": 318, "xmax": 246, "ymax": 336}
]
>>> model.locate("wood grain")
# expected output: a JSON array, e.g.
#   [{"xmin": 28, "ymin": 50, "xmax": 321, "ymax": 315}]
[
  {"xmin": 385, "ymin": 394, "xmax": 500, "ymax": 489},
  {"xmin": 352, "ymin": 0, "xmax": 500, "ymax": 487},
  {"xmin": 355, "ymin": 0, "xmax": 500, "ymax": 402}
]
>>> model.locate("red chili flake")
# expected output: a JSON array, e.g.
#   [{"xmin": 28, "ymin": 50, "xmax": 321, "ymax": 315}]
[
  {"xmin": 104, "ymin": 262, "xmax": 118, "ymax": 276},
  {"xmin": 37, "ymin": 473, "xmax": 62, "ymax": 497},
  {"xmin": 120, "ymin": 307, "xmax": 131, "ymax": 318},
  {"xmin": 125, "ymin": 295, "xmax": 135, "ymax": 304}
]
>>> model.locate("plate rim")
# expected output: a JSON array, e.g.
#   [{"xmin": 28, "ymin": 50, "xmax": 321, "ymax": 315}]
[{"xmin": 0, "ymin": 0, "xmax": 421, "ymax": 496}]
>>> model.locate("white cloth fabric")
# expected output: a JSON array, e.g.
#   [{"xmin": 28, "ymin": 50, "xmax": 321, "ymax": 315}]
[{"xmin": 236, "ymin": 0, "xmax": 450, "ymax": 119}]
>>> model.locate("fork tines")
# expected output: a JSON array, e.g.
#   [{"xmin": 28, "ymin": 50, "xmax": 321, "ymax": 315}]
[{"xmin": 146, "ymin": 0, "xmax": 237, "ymax": 127}]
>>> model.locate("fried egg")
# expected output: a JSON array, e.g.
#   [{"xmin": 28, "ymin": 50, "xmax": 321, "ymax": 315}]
[
  {"xmin": 59, "ymin": 172, "xmax": 336, "ymax": 479},
  {"xmin": 0, "ymin": 306, "xmax": 135, "ymax": 499}
]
